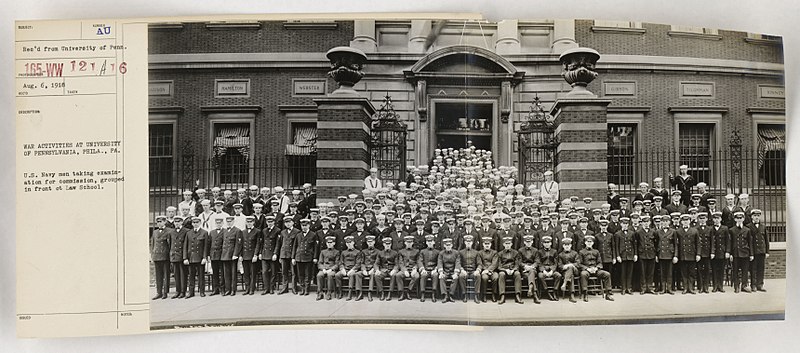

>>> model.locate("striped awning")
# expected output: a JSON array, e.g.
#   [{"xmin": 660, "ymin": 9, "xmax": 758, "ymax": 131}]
[
  {"xmin": 214, "ymin": 126, "xmax": 250, "ymax": 148},
  {"xmin": 285, "ymin": 126, "xmax": 317, "ymax": 156},
  {"xmin": 757, "ymin": 125, "xmax": 785, "ymax": 168}
]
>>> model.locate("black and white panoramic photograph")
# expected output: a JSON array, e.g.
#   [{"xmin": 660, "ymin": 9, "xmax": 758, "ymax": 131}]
[{"xmin": 146, "ymin": 18, "xmax": 786, "ymax": 329}]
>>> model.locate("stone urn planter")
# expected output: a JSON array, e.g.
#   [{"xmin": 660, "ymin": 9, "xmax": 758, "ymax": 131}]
[
  {"xmin": 325, "ymin": 46, "xmax": 368, "ymax": 96},
  {"xmin": 559, "ymin": 47, "xmax": 600, "ymax": 98}
]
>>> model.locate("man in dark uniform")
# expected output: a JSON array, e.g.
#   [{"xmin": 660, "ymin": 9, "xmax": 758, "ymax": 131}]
[
  {"xmin": 437, "ymin": 237, "xmax": 461, "ymax": 303},
  {"xmin": 396, "ymin": 235, "xmax": 421, "ymax": 301},
  {"xmin": 336, "ymin": 235, "xmax": 363, "ymax": 300},
  {"xmin": 206, "ymin": 217, "xmax": 225, "ymax": 296},
  {"xmin": 557, "ymin": 238, "xmax": 580, "ymax": 303},
  {"xmin": 636, "ymin": 215, "xmax": 657, "ymax": 294},
  {"xmin": 537, "ymin": 236, "xmax": 562, "ymax": 301},
  {"xmin": 496, "ymin": 236, "xmax": 523, "ymax": 304},
  {"xmin": 669, "ymin": 165, "xmax": 697, "ymax": 206},
  {"xmin": 239, "ymin": 216, "xmax": 262, "ymax": 295},
  {"xmin": 665, "ymin": 190, "xmax": 688, "ymax": 215},
  {"xmin": 676, "ymin": 214, "xmax": 699, "ymax": 294},
  {"xmin": 316, "ymin": 235, "xmax": 340, "ymax": 300},
  {"xmin": 375, "ymin": 237, "xmax": 400, "ymax": 301},
  {"xmin": 749, "ymin": 209, "xmax": 768, "ymax": 292},
  {"xmin": 476, "ymin": 237, "xmax": 499, "ymax": 302},
  {"xmin": 695, "ymin": 213, "xmax": 712, "ymax": 293},
  {"xmin": 578, "ymin": 235, "xmax": 614, "ymax": 302},
  {"xmin": 477, "ymin": 215, "xmax": 498, "ymax": 250},
  {"xmin": 150, "ymin": 215, "xmax": 171, "ymax": 300},
  {"xmin": 258, "ymin": 215, "xmax": 280, "ymax": 294},
  {"xmin": 418, "ymin": 235, "xmax": 440, "ymax": 302},
  {"xmin": 458, "ymin": 235, "xmax": 481, "ymax": 303},
  {"xmin": 709, "ymin": 212, "xmax": 730, "ymax": 293},
  {"xmin": 655, "ymin": 215, "xmax": 678, "ymax": 294},
  {"xmin": 594, "ymin": 220, "xmax": 616, "ymax": 287},
  {"xmin": 276, "ymin": 218, "xmax": 299, "ymax": 294},
  {"xmin": 729, "ymin": 212, "xmax": 753, "ymax": 293},
  {"xmin": 615, "ymin": 217, "xmax": 637, "ymax": 295},
  {"xmin": 518, "ymin": 234, "xmax": 540, "ymax": 304},
  {"xmin": 293, "ymin": 218, "xmax": 318, "ymax": 296},
  {"xmin": 411, "ymin": 219, "xmax": 430, "ymax": 250},
  {"xmin": 536, "ymin": 215, "xmax": 556, "ymax": 250},
  {"xmin": 221, "ymin": 216, "xmax": 242, "ymax": 296},
  {"xmin": 358, "ymin": 235, "xmax": 381, "ymax": 301},
  {"xmin": 183, "ymin": 217, "xmax": 208, "ymax": 298},
  {"xmin": 169, "ymin": 215, "xmax": 189, "ymax": 299},
  {"xmin": 439, "ymin": 217, "xmax": 464, "ymax": 250}
]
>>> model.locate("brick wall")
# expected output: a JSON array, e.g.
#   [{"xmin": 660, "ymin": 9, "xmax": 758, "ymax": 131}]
[
  {"xmin": 765, "ymin": 249, "xmax": 786, "ymax": 279},
  {"xmin": 574, "ymin": 20, "xmax": 783, "ymax": 63},
  {"xmin": 149, "ymin": 21, "xmax": 354, "ymax": 54}
]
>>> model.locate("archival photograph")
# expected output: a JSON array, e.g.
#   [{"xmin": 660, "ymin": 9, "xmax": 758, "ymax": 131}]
[{"xmin": 146, "ymin": 18, "xmax": 786, "ymax": 329}]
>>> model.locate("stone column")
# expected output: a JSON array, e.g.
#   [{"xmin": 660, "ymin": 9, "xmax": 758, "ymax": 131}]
[
  {"xmin": 408, "ymin": 20, "xmax": 431, "ymax": 53},
  {"xmin": 550, "ymin": 47, "xmax": 609, "ymax": 208},
  {"xmin": 350, "ymin": 20, "xmax": 377, "ymax": 53},
  {"xmin": 315, "ymin": 47, "xmax": 376, "ymax": 203},
  {"xmin": 551, "ymin": 19, "xmax": 578, "ymax": 54},
  {"xmin": 495, "ymin": 20, "xmax": 521, "ymax": 54}
]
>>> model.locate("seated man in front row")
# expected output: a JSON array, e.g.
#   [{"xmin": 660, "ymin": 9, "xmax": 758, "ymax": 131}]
[
  {"xmin": 537, "ymin": 235, "xmax": 562, "ymax": 301},
  {"xmin": 578, "ymin": 235, "xmax": 614, "ymax": 302}
]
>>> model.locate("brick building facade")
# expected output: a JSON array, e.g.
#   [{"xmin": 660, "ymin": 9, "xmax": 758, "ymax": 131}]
[{"xmin": 148, "ymin": 19, "xmax": 785, "ymax": 277}]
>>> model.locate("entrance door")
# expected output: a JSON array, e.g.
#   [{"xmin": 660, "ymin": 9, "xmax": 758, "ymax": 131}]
[{"xmin": 434, "ymin": 101, "xmax": 494, "ymax": 151}]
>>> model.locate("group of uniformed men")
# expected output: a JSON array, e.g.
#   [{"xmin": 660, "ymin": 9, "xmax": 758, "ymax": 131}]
[{"xmin": 150, "ymin": 148, "xmax": 770, "ymax": 306}]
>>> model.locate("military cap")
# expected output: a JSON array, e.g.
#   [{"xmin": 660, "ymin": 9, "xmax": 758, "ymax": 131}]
[
  {"xmin": 213, "ymin": 200, "xmax": 224, "ymax": 205},
  {"xmin": 289, "ymin": 202, "xmax": 299, "ymax": 207},
  {"xmin": 541, "ymin": 235, "xmax": 553, "ymax": 242},
  {"xmin": 430, "ymin": 220, "xmax": 441, "ymax": 226},
  {"xmin": 425, "ymin": 234, "xmax": 436, "ymax": 241},
  {"xmin": 540, "ymin": 215, "xmax": 550, "ymax": 220},
  {"xmin": 283, "ymin": 217, "xmax": 294, "ymax": 223},
  {"xmin": 320, "ymin": 216, "xmax": 331, "ymax": 222},
  {"xmin": 224, "ymin": 216, "xmax": 234, "ymax": 221},
  {"xmin": 211, "ymin": 187, "xmax": 221, "ymax": 192},
  {"xmin": 502, "ymin": 236, "xmax": 513, "ymax": 243},
  {"xmin": 653, "ymin": 196, "xmax": 663, "ymax": 201},
  {"xmin": 560, "ymin": 218, "xmax": 570, "ymax": 224},
  {"xmin": 382, "ymin": 237, "xmax": 394, "ymax": 244},
  {"xmin": 640, "ymin": 214, "xmax": 651, "ymax": 221},
  {"xmin": 688, "ymin": 207, "xmax": 698, "ymax": 213},
  {"xmin": 568, "ymin": 212, "xmax": 579, "ymax": 218},
  {"xmin": 393, "ymin": 218, "xmax": 404, "ymax": 224},
  {"xmin": 619, "ymin": 197, "xmax": 629, "ymax": 203},
  {"xmin": 653, "ymin": 177, "xmax": 663, "ymax": 182},
  {"xmin": 630, "ymin": 213, "xmax": 640, "ymax": 219},
  {"xmin": 633, "ymin": 200, "xmax": 643, "ymax": 205},
  {"xmin": 354, "ymin": 217, "xmax": 365, "ymax": 223},
  {"xmin": 270, "ymin": 199, "xmax": 280, "ymax": 205},
  {"xmin": 562, "ymin": 238, "xmax": 573, "ymax": 245},
  {"xmin": 463, "ymin": 234, "xmax": 475, "ymax": 241},
  {"xmin": 385, "ymin": 210, "xmax": 396, "ymax": 216},
  {"xmin": 482, "ymin": 237, "xmax": 493, "ymax": 244},
  {"xmin": 463, "ymin": 219, "xmax": 474, "ymax": 224},
  {"xmin": 182, "ymin": 190, "xmax": 192, "ymax": 196},
  {"xmin": 299, "ymin": 218, "xmax": 311, "ymax": 224},
  {"xmin": 363, "ymin": 209, "xmax": 374, "ymax": 215},
  {"xmin": 348, "ymin": 194, "xmax": 358, "ymax": 199},
  {"xmin": 343, "ymin": 235, "xmax": 354, "ymax": 243},
  {"xmin": 235, "ymin": 188, "xmax": 246, "ymax": 193},
  {"xmin": 245, "ymin": 216, "xmax": 255, "ymax": 221},
  {"xmin": 598, "ymin": 219, "xmax": 609, "ymax": 226},
  {"xmin": 544, "ymin": 170, "xmax": 553, "ymax": 176},
  {"xmin": 338, "ymin": 215, "xmax": 349, "ymax": 220},
  {"xmin": 366, "ymin": 235, "xmax": 376, "ymax": 242},
  {"xmin": 584, "ymin": 235, "xmax": 595, "ymax": 242},
  {"xmin": 691, "ymin": 193, "xmax": 701, "ymax": 199},
  {"xmin": 651, "ymin": 215, "xmax": 661, "ymax": 222},
  {"xmin": 592, "ymin": 208, "xmax": 602, "ymax": 214},
  {"xmin": 522, "ymin": 234, "xmax": 535, "ymax": 241},
  {"xmin": 707, "ymin": 198, "xmax": 717, "ymax": 204},
  {"xmin": 155, "ymin": 215, "xmax": 167, "ymax": 221},
  {"xmin": 583, "ymin": 197, "xmax": 593, "ymax": 203},
  {"xmin": 579, "ymin": 217, "xmax": 589, "ymax": 222},
  {"xmin": 670, "ymin": 212, "xmax": 682, "ymax": 218},
  {"xmin": 214, "ymin": 217, "xmax": 224, "ymax": 223},
  {"xmin": 734, "ymin": 211, "xmax": 745, "ymax": 218},
  {"xmin": 345, "ymin": 208, "xmax": 355, "ymax": 214},
  {"xmin": 309, "ymin": 208, "xmax": 319, "ymax": 213},
  {"xmin": 416, "ymin": 219, "xmax": 427, "ymax": 226},
  {"xmin": 751, "ymin": 209, "xmax": 762, "ymax": 215},
  {"xmin": 200, "ymin": 199, "xmax": 211, "ymax": 206},
  {"xmin": 619, "ymin": 217, "xmax": 630, "ymax": 223},
  {"xmin": 442, "ymin": 238, "xmax": 454, "ymax": 245},
  {"xmin": 403, "ymin": 235, "xmax": 415, "ymax": 242},
  {"xmin": 252, "ymin": 202, "xmax": 263, "ymax": 208},
  {"xmin": 680, "ymin": 214, "xmax": 691, "ymax": 220},
  {"xmin": 671, "ymin": 190, "xmax": 682, "ymax": 196},
  {"xmin": 712, "ymin": 212, "xmax": 723, "ymax": 218},
  {"xmin": 697, "ymin": 212, "xmax": 708, "ymax": 219},
  {"xmin": 165, "ymin": 205, "xmax": 177, "ymax": 211},
  {"xmin": 419, "ymin": 208, "xmax": 430, "ymax": 214},
  {"xmin": 725, "ymin": 194, "xmax": 736, "ymax": 200},
  {"xmin": 609, "ymin": 210, "xmax": 620, "ymax": 215},
  {"xmin": 233, "ymin": 203, "xmax": 243, "ymax": 209}
]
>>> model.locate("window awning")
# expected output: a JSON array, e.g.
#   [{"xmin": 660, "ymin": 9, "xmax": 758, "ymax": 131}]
[
  {"xmin": 214, "ymin": 126, "xmax": 250, "ymax": 148},
  {"xmin": 757, "ymin": 125, "xmax": 785, "ymax": 168},
  {"xmin": 285, "ymin": 126, "xmax": 317, "ymax": 156}
]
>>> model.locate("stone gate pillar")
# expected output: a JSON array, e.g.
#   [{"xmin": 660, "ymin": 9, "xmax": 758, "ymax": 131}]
[
  {"xmin": 314, "ymin": 47, "xmax": 376, "ymax": 204},
  {"xmin": 550, "ymin": 48, "xmax": 610, "ymax": 208}
]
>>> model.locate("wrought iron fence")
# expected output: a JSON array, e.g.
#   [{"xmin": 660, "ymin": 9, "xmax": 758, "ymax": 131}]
[
  {"xmin": 608, "ymin": 146, "xmax": 786, "ymax": 242},
  {"xmin": 149, "ymin": 154, "xmax": 316, "ymax": 220}
]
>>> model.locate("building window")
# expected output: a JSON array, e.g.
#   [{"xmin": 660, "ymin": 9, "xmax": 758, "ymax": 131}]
[
  {"xmin": 607, "ymin": 124, "xmax": 637, "ymax": 185},
  {"xmin": 757, "ymin": 124, "xmax": 786, "ymax": 186},
  {"xmin": 149, "ymin": 123, "xmax": 174, "ymax": 187},
  {"xmin": 212, "ymin": 123, "xmax": 250, "ymax": 186},
  {"xmin": 678, "ymin": 123, "xmax": 714, "ymax": 184},
  {"xmin": 285, "ymin": 122, "xmax": 318, "ymax": 187}
]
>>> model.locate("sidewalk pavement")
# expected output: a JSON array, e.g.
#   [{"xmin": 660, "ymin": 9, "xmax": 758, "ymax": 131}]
[{"xmin": 150, "ymin": 279, "xmax": 785, "ymax": 329}]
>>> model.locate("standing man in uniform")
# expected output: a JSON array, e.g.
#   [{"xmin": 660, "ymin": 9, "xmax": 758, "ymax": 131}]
[
  {"xmin": 206, "ymin": 217, "xmax": 225, "ymax": 296},
  {"xmin": 221, "ymin": 216, "xmax": 243, "ymax": 296},
  {"xmin": 695, "ymin": 213, "xmax": 712, "ymax": 293},
  {"xmin": 729, "ymin": 212, "xmax": 753, "ymax": 293},
  {"xmin": 615, "ymin": 217, "xmax": 637, "ymax": 295},
  {"xmin": 293, "ymin": 218, "xmax": 318, "ymax": 296},
  {"xmin": 709, "ymin": 212, "xmax": 730, "ymax": 293},
  {"xmin": 258, "ymin": 215, "xmax": 280, "ymax": 294},
  {"xmin": 669, "ymin": 165, "xmax": 697, "ymax": 206},
  {"xmin": 169, "ymin": 216, "xmax": 189, "ymax": 299},
  {"xmin": 676, "ymin": 214, "xmax": 699, "ymax": 294},
  {"xmin": 636, "ymin": 215, "xmax": 657, "ymax": 294},
  {"xmin": 183, "ymin": 217, "xmax": 208, "ymax": 298},
  {"xmin": 277, "ymin": 218, "xmax": 299, "ymax": 294},
  {"xmin": 749, "ymin": 209, "xmax": 769, "ymax": 292},
  {"xmin": 150, "ymin": 215, "xmax": 171, "ymax": 300},
  {"xmin": 240, "ymin": 216, "xmax": 262, "ymax": 295},
  {"xmin": 655, "ymin": 215, "xmax": 679, "ymax": 294}
]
